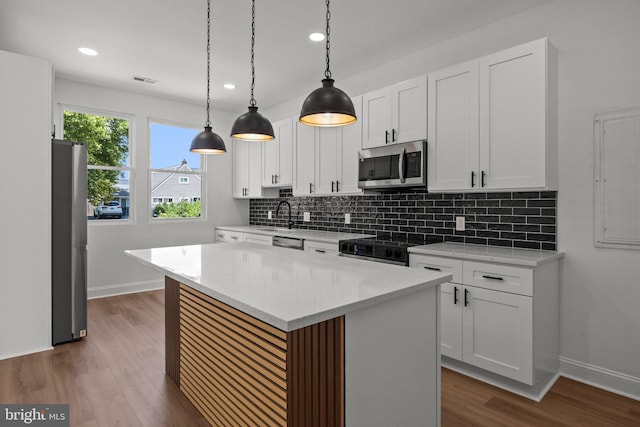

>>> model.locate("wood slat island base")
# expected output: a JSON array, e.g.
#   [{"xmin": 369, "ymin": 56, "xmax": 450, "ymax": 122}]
[
  {"xmin": 166, "ymin": 277, "xmax": 345, "ymax": 427},
  {"xmin": 165, "ymin": 275, "xmax": 440, "ymax": 427}
]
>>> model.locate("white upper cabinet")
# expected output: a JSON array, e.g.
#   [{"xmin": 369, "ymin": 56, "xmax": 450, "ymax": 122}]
[
  {"xmin": 293, "ymin": 122, "xmax": 316, "ymax": 195},
  {"xmin": 428, "ymin": 38, "xmax": 554, "ymax": 192},
  {"xmin": 262, "ymin": 117, "xmax": 293, "ymax": 187},
  {"xmin": 428, "ymin": 61, "xmax": 480, "ymax": 191},
  {"xmin": 293, "ymin": 97, "xmax": 363, "ymax": 196},
  {"xmin": 479, "ymin": 39, "xmax": 548, "ymax": 190},
  {"xmin": 232, "ymin": 139, "xmax": 265, "ymax": 198},
  {"xmin": 362, "ymin": 75, "xmax": 427, "ymax": 149}
]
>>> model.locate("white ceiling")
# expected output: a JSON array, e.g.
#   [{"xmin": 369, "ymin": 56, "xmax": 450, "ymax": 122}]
[{"xmin": 0, "ymin": 0, "xmax": 550, "ymax": 113}]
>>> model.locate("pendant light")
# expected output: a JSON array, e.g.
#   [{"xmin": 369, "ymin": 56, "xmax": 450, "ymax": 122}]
[
  {"xmin": 299, "ymin": 0, "xmax": 356, "ymax": 127},
  {"xmin": 230, "ymin": 0, "xmax": 274, "ymax": 141},
  {"xmin": 190, "ymin": 0, "xmax": 226, "ymax": 154}
]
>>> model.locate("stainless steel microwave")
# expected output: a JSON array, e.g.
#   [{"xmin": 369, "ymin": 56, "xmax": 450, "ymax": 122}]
[{"xmin": 358, "ymin": 140, "xmax": 427, "ymax": 190}]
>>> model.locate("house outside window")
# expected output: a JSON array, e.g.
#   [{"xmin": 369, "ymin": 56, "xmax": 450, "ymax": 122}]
[
  {"xmin": 62, "ymin": 107, "xmax": 132, "ymax": 222},
  {"xmin": 149, "ymin": 121, "xmax": 204, "ymax": 220}
]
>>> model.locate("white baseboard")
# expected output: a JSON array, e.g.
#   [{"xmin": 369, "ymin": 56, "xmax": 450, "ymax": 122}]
[
  {"xmin": 88, "ymin": 279, "xmax": 164, "ymax": 299},
  {"xmin": 0, "ymin": 346, "xmax": 53, "ymax": 361},
  {"xmin": 559, "ymin": 356, "xmax": 640, "ymax": 401}
]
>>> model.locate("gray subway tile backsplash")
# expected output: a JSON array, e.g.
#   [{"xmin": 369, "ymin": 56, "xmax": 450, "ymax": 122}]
[{"xmin": 249, "ymin": 189, "xmax": 557, "ymax": 250}]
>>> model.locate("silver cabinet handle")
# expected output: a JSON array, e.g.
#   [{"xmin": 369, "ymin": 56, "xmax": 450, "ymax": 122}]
[{"xmin": 315, "ymin": 249, "xmax": 326, "ymax": 254}]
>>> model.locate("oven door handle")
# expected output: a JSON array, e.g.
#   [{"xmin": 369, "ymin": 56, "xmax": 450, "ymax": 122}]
[{"xmin": 399, "ymin": 147, "xmax": 406, "ymax": 183}]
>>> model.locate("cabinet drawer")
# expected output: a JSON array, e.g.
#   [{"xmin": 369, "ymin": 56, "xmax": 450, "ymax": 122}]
[
  {"xmin": 410, "ymin": 255, "xmax": 462, "ymax": 283},
  {"xmin": 462, "ymin": 261, "xmax": 533, "ymax": 296},
  {"xmin": 305, "ymin": 240, "xmax": 338, "ymax": 256},
  {"xmin": 243, "ymin": 233, "xmax": 273, "ymax": 246},
  {"xmin": 215, "ymin": 229, "xmax": 243, "ymax": 243}
]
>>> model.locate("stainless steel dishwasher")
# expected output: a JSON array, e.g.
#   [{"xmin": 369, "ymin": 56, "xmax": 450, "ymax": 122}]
[{"xmin": 272, "ymin": 235, "xmax": 304, "ymax": 250}]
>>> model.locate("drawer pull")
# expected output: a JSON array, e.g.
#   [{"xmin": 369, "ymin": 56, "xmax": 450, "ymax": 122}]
[
  {"xmin": 424, "ymin": 266, "xmax": 442, "ymax": 271},
  {"xmin": 482, "ymin": 275, "xmax": 504, "ymax": 281},
  {"xmin": 315, "ymin": 249, "xmax": 326, "ymax": 254},
  {"xmin": 454, "ymin": 286, "xmax": 459, "ymax": 305},
  {"xmin": 230, "ymin": 236, "xmax": 239, "ymax": 240}
]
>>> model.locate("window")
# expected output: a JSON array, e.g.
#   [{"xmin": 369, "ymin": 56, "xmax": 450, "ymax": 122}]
[
  {"xmin": 594, "ymin": 108, "xmax": 640, "ymax": 250},
  {"xmin": 150, "ymin": 121, "xmax": 204, "ymax": 219},
  {"xmin": 62, "ymin": 108, "xmax": 131, "ymax": 222}
]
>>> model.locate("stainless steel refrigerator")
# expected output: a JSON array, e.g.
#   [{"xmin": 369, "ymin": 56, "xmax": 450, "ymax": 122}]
[{"xmin": 52, "ymin": 139, "xmax": 88, "ymax": 345}]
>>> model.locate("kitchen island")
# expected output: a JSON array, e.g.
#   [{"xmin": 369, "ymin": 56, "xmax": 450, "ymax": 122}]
[{"xmin": 125, "ymin": 242, "xmax": 451, "ymax": 427}]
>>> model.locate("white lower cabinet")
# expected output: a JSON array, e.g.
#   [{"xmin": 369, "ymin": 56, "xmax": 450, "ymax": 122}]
[
  {"xmin": 304, "ymin": 240, "xmax": 338, "ymax": 256},
  {"xmin": 410, "ymin": 252, "xmax": 559, "ymax": 394},
  {"xmin": 214, "ymin": 229, "xmax": 272, "ymax": 245},
  {"xmin": 441, "ymin": 282, "xmax": 533, "ymax": 384}
]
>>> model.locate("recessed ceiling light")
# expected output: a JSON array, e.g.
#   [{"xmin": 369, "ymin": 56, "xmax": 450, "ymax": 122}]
[
  {"xmin": 78, "ymin": 47, "xmax": 98, "ymax": 56},
  {"xmin": 309, "ymin": 32, "xmax": 325, "ymax": 42},
  {"xmin": 223, "ymin": 83, "xmax": 236, "ymax": 90}
]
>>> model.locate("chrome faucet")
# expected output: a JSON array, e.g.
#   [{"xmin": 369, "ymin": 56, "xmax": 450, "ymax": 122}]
[{"xmin": 275, "ymin": 200, "xmax": 294, "ymax": 229}]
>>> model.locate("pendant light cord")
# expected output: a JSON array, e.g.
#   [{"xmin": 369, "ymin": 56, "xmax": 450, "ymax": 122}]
[
  {"xmin": 250, "ymin": 0, "xmax": 256, "ymax": 107},
  {"xmin": 206, "ymin": 0, "xmax": 212, "ymax": 127},
  {"xmin": 325, "ymin": 0, "xmax": 331, "ymax": 79}
]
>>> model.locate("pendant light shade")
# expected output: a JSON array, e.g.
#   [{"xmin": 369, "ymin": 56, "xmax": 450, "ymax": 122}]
[
  {"xmin": 231, "ymin": 106, "xmax": 274, "ymax": 141},
  {"xmin": 299, "ymin": 0, "xmax": 356, "ymax": 127},
  {"xmin": 299, "ymin": 78, "xmax": 356, "ymax": 127},
  {"xmin": 231, "ymin": 0, "xmax": 274, "ymax": 141},
  {"xmin": 190, "ymin": 126, "xmax": 227, "ymax": 154},
  {"xmin": 190, "ymin": 0, "xmax": 226, "ymax": 154}
]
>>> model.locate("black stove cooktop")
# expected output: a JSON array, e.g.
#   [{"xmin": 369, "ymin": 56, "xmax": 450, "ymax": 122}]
[{"xmin": 338, "ymin": 235, "xmax": 441, "ymax": 266}]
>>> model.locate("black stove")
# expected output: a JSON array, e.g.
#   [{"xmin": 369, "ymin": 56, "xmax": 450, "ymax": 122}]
[{"xmin": 339, "ymin": 236, "xmax": 437, "ymax": 266}]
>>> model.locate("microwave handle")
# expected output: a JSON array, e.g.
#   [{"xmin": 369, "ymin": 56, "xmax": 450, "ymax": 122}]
[{"xmin": 399, "ymin": 147, "xmax": 406, "ymax": 183}]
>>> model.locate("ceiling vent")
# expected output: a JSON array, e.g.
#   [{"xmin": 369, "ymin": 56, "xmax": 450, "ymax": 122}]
[{"xmin": 132, "ymin": 76, "xmax": 157, "ymax": 84}]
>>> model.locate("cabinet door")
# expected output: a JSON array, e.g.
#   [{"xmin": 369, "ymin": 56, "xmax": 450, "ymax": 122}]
[
  {"xmin": 276, "ymin": 117, "xmax": 294, "ymax": 186},
  {"xmin": 232, "ymin": 139, "xmax": 249, "ymax": 198},
  {"xmin": 262, "ymin": 135, "xmax": 279, "ymax": 186},
  {"xmin": 462, "ymin": 286, "xmax": 533, "ymax": 384},
  {"xmin": 316, "ymin": 127, "xmax": 341, "ymax": 194},
  {"xmin": 428, "ymin": 62, "xmax": 479, "ymax": 191},
  {"xmin": 293, "ymin": 123, "xmax": 316, "ymax": 196},
  {"xmin": 479, "ymin": 38, "xmax": 547, "ymax": 189},
  {"xmin": 246, "ymin": 142, "xmax": 263, "ymax": 198},
  {"xmin": 440, "ymin": 283, "xmax": 463, "ymax": 360},
  {"xmin": 339, "ymin": 96, "xmax": 363, "ymax": 194},
  {"xmin": 392, "ymin": 75, "xmax": 427, "ymax": 144},
  {"xmin": 362, "ymin": 87, "xmax": 391, "ymax": 149}
]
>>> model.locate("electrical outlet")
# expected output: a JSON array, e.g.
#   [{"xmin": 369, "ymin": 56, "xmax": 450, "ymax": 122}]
[
  {"xmin": 345, "ymin": 213, "xmax": 351, "ymax": 224},
  {"xmin": 456, "ymin": 216, "xmax": 465, "ymax": 231},
  {"xmin": 268, "ymin": 211, "xmax": 272, "ymax": 220},
  {"xmin": 303, "ymin": 212, "xmax": 310, "ymax": 222}
]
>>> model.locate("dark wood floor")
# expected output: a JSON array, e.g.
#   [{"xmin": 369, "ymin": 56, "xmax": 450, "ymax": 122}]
[{"xmin": 1, "ymin": 290, "xmax": 639, "ymax": 426}]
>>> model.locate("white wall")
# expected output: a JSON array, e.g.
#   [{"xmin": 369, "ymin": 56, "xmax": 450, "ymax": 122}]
[
  {"xmin": 54, "ymin": 79, "xmax": 249, "ymax": 298},
  {"xmin": 0, "ymin": 51, "xmax": 53, "ymax": 359},
  {"xmin": 266, "ymin": 0, "xmax": 640, "ymax": 398}
]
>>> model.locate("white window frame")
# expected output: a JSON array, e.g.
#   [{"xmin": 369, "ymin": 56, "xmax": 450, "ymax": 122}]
[
  {"xmin": 148, "ymin": 118, "xmax": 206, "ymax": 223},
  {"xmin": 179, "ymin": 176, "xmax": 189, "ymax": 184},
  {"xmin": 60, "ymin": 104, "xmax": 134, "ymax": 225}
]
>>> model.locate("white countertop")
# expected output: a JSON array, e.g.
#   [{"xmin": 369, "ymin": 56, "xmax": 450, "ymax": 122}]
[
  {"xmin": 408, "ymin": 242, "xmax": 563, "ymax": 267},
  {"xmin": 216, "ymin": 225, "xmax": 374, "ymax": 243},
  {"xmin": 125, "ymin": 243, "xmax": 451, "ymax": 331}
]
